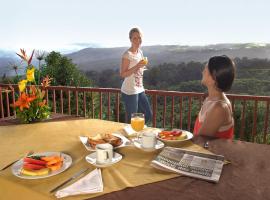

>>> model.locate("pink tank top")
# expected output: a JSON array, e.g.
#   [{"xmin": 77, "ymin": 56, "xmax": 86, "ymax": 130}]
[{"xmin": 193, "ymin": 99, "xmax": 234, "ymax": 139}]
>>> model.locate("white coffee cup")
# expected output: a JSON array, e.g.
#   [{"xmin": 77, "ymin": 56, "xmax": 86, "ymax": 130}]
[
  {"xmin": 141, "ymin": 131, "xmax": 157, "ymax": 149},
  {"xmin": 96, "ymin": 143, "xmax": 113, "ymax": 164}
]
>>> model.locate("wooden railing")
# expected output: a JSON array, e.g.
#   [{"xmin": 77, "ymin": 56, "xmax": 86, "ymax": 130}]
[{"xmin": 1, "ymin": 84, "xmax": 269, "ymax": 144}]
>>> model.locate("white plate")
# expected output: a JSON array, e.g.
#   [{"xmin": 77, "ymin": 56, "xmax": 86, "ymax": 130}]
[
  {"xmin": 157, "ymin": 129, "xmax": 193, "ymax": 143},
  {"xmin": 133, "ymin": 139, "xmax": 165, "ymax": 152},
  {"xmin": 11, "ymin": 152, "xmax": 72, "ymax": 179},
  {"xmin": 85, "ymin": 152, "xmax": 122, "ymax": 168},
  {"xmin": 79, "ymin": 133, "xmax": 131, "ymax": 151}
]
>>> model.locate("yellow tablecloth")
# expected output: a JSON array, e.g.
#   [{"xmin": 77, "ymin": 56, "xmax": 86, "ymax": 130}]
[{"xmin": 0, "ymin": 119, "xmax": 210, "ymax": 200}]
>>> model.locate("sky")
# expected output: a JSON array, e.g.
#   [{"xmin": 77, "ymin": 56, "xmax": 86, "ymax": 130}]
[{"xmin": 0, "ymin": 0, "xmax": 269, "ymax": 52}]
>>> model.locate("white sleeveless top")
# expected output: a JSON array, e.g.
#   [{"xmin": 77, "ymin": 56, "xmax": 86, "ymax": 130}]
[
  {"xmin": 198, "ymin": 98, "xmax": 234, "ymax": 132},
  {"xmin": 120, "ymin": 49, "xmax": 145, "ymax": 95}
]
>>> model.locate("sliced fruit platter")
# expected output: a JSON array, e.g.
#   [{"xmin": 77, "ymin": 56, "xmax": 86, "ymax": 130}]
[
  {"xmin": 12, "ymin": 152, "xmax": 72, "ymax": 179},
  {"xmin": 157, "ymin": 129, "xmax": 193, "ymax": 143},
  {"xmin": 21, "ymin": 155, "xmax": 63, "ymax": 176}
]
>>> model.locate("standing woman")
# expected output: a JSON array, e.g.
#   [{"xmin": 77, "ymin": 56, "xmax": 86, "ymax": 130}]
[
  {"xmin": 193, "ymin": 55, "xmax": 236, "ymax": 139},
  {"xmin": 120, "ymin": 27, "xmax": 152, "ymax": 123}
]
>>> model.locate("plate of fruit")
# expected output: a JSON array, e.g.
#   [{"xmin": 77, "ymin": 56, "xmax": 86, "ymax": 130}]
[
  {"xmin": 157, "ymin": 129, "xmax": 193, "ymax": 143},
  {"xmin": 11, "ymin": 152, "xmax": 72, "ymax": 179}
]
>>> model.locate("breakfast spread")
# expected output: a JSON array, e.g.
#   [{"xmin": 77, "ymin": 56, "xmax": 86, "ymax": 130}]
[{"xmin": 87, "ymin": 134, "xmax": 122, "ymax": 149}]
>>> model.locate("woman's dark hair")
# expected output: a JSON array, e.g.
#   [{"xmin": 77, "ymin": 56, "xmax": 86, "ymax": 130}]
[{"xmin": 208, "ymin": 55, "xmax": 235, "ymax": 92}]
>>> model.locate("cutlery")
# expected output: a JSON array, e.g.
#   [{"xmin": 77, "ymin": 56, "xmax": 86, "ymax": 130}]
[
  {"xmin": 50, "ymin": 168, "xmax": 89, "ymax": 193},
  {"xmin": 1, "ymin": 150, "xmax": 34, "ymax": 171}
]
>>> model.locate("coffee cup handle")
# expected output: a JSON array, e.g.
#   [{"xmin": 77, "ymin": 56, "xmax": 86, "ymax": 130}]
[{"xmin": 105, "ymin": 151, "xmax": 109, "ymax": 161}]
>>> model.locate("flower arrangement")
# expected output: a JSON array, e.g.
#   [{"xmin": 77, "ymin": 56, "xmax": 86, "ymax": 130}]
[{"xmin": 11, "ymin": 49, "xmax": 51, "ymax": 123}]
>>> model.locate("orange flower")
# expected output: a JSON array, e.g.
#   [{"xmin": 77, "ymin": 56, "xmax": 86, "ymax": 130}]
[
  {"xmin": 29, "ymin": 85, "xmax": 37, "ymax": 96},
  {"xmin": 12, "ymin": 92, "xmax": 36, "ymax": 111},
  {"xmin": 38, "ymin": 100, "xmax": 46, "ymax": 107},
  {"xmin": 41, "ymin": 75, "xmax": 52, "ymax": 88}
]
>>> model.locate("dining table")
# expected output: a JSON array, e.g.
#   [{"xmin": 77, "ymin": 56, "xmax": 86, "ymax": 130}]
[{"xmin": 0, "ymin": 118, "xmax": 269, "ymax": 200}]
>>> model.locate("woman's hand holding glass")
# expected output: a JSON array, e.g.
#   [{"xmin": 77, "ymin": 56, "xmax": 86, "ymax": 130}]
[
  {"xmin": 142, "ymin": 57, "xmax": 148, "ymax": 70},
  {"xmin": 136, "ymin": 57, "xmax": 148, "ymax": 71}
]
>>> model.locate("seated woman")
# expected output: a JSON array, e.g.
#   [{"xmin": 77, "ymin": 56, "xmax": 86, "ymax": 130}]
[{"xmin": 193, "ymin": 55, "xmax": 236, "ymax": 139}]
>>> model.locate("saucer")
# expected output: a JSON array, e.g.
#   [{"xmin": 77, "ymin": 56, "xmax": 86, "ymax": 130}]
[
  {"xmin": 85, "ymin": 152, "xmax": 122, "ymax": 168},
  {"xmin": 123, "ymin": 124, "xmax": 147, "ymax": 136},
  {"xmin": 133, "ymin": 139, "xmax": 165, "ymax": 152}
]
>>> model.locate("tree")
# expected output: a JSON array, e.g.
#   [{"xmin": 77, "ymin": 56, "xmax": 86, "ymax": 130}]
[{"xmin": 41, "ymin": 51, "xmax": 91, "ymax": 87}]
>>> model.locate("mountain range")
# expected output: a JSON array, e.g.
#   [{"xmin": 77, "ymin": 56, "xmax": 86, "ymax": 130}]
[
  {"xmin": 67, "ymin": 43, "xmax": 270, "ymax": 72},
  {"xmin": 1, "ymin": 43, "xmax": 270, "ymax": 75}
]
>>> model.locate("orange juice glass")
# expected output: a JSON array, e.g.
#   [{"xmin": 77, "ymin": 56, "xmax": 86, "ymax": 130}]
[
  {"xmin": 142, "ymin": 57, "xmax": 148, "ymax": 65},
  {"xmin": 131, "ymin": 113, "xmax": 145, "ymax": 132}
]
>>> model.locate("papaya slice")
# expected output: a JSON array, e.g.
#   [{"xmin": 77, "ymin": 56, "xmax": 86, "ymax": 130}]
[
  {"xmin": 46, "ymin": 157, "xmax": 63, "ymax": 166},
  {"xmin": 41, "ymin": 156, "xmax": 58, "ymax": 162},
  {"xmin": 47, "ymin": 162, "xmax": 62, "ymax": 171}
]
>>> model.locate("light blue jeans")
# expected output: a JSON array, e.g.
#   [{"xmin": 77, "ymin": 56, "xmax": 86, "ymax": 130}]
[{"xmin": 121, "ymin": 92, "xmax": 152, "ymax": 124}]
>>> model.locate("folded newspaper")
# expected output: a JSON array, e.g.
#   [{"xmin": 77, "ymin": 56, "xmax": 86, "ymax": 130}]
[{"xmin": 151, "ymin": 147, "xmax": 224, "ymax": 183}]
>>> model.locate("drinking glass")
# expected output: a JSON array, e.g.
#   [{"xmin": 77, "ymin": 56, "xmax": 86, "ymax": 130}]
[
  {"xmin": 131, "ymin": 113, "xmax": 145, "ymax": 133},
  {"xmin": 142, "ymin": 57, "xmax": 148, "ymax": 71},
  {"xmin": 143, "ymin": 57, "xmax": 148, "ymax": 65}
]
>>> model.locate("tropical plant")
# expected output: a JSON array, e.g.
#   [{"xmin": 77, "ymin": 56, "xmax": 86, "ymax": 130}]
[{"xmin": 11, "ymin": 49, "xmax": 51, "ymax": 123}]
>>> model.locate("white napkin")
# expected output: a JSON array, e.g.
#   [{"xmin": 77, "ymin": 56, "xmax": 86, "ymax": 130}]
[
  {"xmin": 55, "ymin": 168, "xmax": 103, "ymax": 198},
  {"xmin": 123, "ymin": 125, "xmax": 137, "ymax": 136}
]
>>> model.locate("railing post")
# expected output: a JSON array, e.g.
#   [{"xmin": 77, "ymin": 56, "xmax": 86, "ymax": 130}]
[
  {"xmin": 187, "ymin": 97, "xmax": 192, "ymax": 131},
  {"xmin": 240, "ymin": 100, "xmax": 246, "ymax": 140},
  {"xmin": 152, "ymin": 94, "xmax": 157, "ymax": 128},
  {"xmin": 0, "ymin": 88, "xmax": 4, "ymax": 118},
  {"xmin": 53, "ymin": 89, "xmax": 56, "ymax": 113},
  {"xmin": 231, "ymin": 99, "xmax": 235, "ymax": 113},
  {"xmin": 252, "ymin": 100, "xmax": 258, "ymax": 142},
  {"xmin": 163, "ymin": 96, "xmax": 166, "ymax": 128},
  {"xmin": 91, "ymin": 92, "xmax": 95, "ymax": 119},
  {"xmin": 107, "ymin": 92, "xmax": 110, "ymax": 121},
  {"xmin": 179, "ymin": 96, "xmax": 183, "ymax": 129},
  {"xmin": 83, "ymin": 91, "xmax": 86, "ymax": 117},
  {"xmin": 46, "ymin": 89, "xmax": 49, "ymax": 105},
  {"xmin": 264, "ymin": 100, "xmax": 270, "ymax": 143},
  {"xmin": 5, "ymin": 90, "xmax": 10, "ymax": 117},
  {"xmin": 60, "ymin": 90, "xmax": 63, "ymax": 114},
  {"xmin": 99, "ymin": 92, "xmax": 102, "ymax": 119},
  {"xmin": 11, "ymin": 87, "xmax": 16, "ymax": 117},
  {"xmin": 68, "ymin": 90, "xmax": 71, "ymax": 115},
  {"xmin": 116, "ymin": 93, "xmax": 120, "ymax": 122},
  {"xmin": 170, "ymin": 96, "xmax": 174, "ymax": 129},
  {"xmin": 75, "ymin": 91, "xmax": 79, "ymax": 116}
]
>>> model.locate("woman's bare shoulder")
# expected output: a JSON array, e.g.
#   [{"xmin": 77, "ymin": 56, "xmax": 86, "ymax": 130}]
[
  {"xmin": 209, "ymin": 101, "xmax": 228, "ymax": 116},
  {"xmin": 122, "ymin": 50, "xmax": 131, "ymax": 59}
]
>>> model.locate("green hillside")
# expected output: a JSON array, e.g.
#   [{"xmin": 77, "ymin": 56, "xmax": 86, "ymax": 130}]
[{"xmin": 84, "ymin": 57, "xmax": 270, "ymax": 96}]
